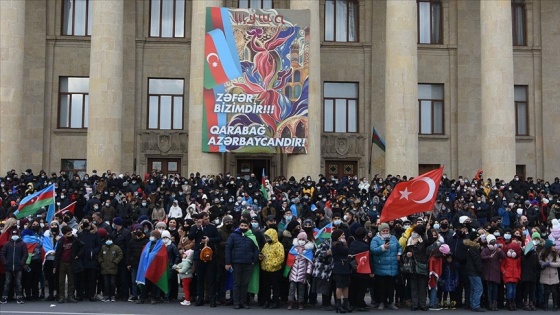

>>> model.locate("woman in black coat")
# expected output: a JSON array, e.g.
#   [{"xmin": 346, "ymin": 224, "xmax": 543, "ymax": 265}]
[
  {"xmin": 520, "ymin": 238, "xmax": 540, "ymax": 310},
  {"xmin": 76, "ymin": 218, "xmax": 101, "ymax": 301},
  {"xmin": 331, "ymin": 229, "xmax": 351, "ymax": 313},
  {"xmin": 347, "ymin": 227, "xmax": 374, "ymax": 311},
  {"xmin": 403, "ymin": 225, "xmax": 429, "ymax": 311}
]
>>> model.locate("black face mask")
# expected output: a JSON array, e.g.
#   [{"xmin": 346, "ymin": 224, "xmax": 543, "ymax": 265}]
[
  {"xmin": 82, "ymin": 222, "xmax": 90, "ymax": 228},
  {"xmin": 51, "ymin": 227, "xmax": 59, "ymax": 234},
  {"xmin": 225, "ymin": 224, "xmax": 233, "ymax": 231},
  {"xmin": 63, "ymin": 217, "xmax": 70, "ymax": 223},
  {"xmin": 303, "ymin": 227, "xmax": 313, "ymax": 233},
  {"xmin": 292, "ymin": 228, "xmax": 300, "ymax": 236},
  {"xmin": 135, "ymin": 231, "xmax": 143, "ymax": 237},
  {"xmin": 267, "ymin": 224, "xmax": 278, "ymax": 230},
  {"xmin": 440, "ymin": 223, "xmax": 449, "ymax": 230},
  {"xmin": 239, "ymin": 228, "xmax": 249, "ymax": 233},
  {"xmin": 32, "ymin": 226, "xmax": 41, "ymax": 232}
]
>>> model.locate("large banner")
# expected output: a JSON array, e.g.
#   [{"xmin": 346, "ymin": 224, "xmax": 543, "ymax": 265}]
[{"xmin": 202, "ymin": 7, "xmax": 310, "ymax": 153}]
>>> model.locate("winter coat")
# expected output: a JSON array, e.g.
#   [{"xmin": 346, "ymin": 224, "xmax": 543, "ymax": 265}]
[
  {"xmin": 332, "ymin": 240, "xmax": 351, "ymax": 275},
  {"xmin": 549, "ymin": 227, "xmax": 560, "ymax": 251},
  {"xmin": 348, "ymin": 238, "xmax": 373, "ymax": 278},
  {"xmin": 0, "ymin": 238, "xmax": 28, "ymax": 271},
  {"xmin": 165, "ymin": 242, "xmax": 181, "ymax": 267},
  {"xmin": 98, "ymin": 244, "xmax": 123, "ymax": 275},
  {"xmin": 225, "ymin": 229, "xmax": 258, "ymax": 265},
  {"xmin": 175, "ymin": 256, "xmax": 194, "ymax": 279},
  {"xmin": 54, "ymin": 236, "xmax": 85, "ymax": 272},
  {"xmin": 500, "ymin": 242, "xmax": 522, "ymax": 284},
  {"xmin": 481, "ymin": 246, "xmax": 506, "ymax": 283},
  {"xmin": 288, "ymin": 239, "xmax": 314, "ymax": 283},
  {"xmin": 441, "ymin": 258, "xmax": 460, "ymax": 292},
  {"xmin": 312, "ymin": 239, "xmax": 334, "ymax": 280},
  {"xmin": 126, "ymin": 235, "xmax": 149, "ymax": 269},
  {"xmin": 371, "ymin": 233, "xmax": 402, "ymax": 276},
  {"xmin": 261, "ymin": 229, "xmax": 284, "ymax": 272},
  {"xmin": 464, "ymin": 240, "xmax": 482, "ymax": 277},
  {"xmin": 111, "ymin": 227, "xmax": 132, "ymax": 257},
  {"xmin": 77, "ymin": 226, "xmax": 101, "ymax": 269},
  {"xmin": 539, "ymin": 253, "xmax": 560, "ymax": 285},
  {"xmin": 521, "ymin": 248, "xmax": 540, "ymax": 282}
]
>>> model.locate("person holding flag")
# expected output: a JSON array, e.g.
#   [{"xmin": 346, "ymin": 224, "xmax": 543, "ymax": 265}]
[
  {"xmin": 370, "ymin": 222, "xmax": 402, "ymax": 310},
  {"xmin": 348, "ymin": 227, "xmax": 374, "ymax": 311},
  {"xmin": 286, "ymin": 231, "xmax": 314, "ymax": 310},
  {"xmin": 42, "ymin": 221, "xmax": 61, "ymax": 301},
  {"xmin": 136, "ymin": 230, "xmax": 169, "ymax": 304},
  {"xmin": 21, "ymin": 220, "xmax": 44, "ymax": 301}
]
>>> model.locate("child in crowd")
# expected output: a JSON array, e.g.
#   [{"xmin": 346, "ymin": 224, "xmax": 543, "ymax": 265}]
[
  {"xmin": 174, "ymin": 249, "xmax": 194, "ymax": 306},
  {"xmin": 440, "ymin": 248, "xmax": 459, "ymax": 309}
]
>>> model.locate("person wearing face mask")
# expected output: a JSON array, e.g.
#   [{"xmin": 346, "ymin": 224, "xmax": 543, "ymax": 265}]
[
  {"xmin": 42, "ymin": 221, "xmax": 61, "ymax": 301},
  {"xmin": 225, "ymin": 220, "xmax": 259, "ymax": 309},
  {"xmin": 481, "ymin": 234, "xmax": 506, "ymax": 311},
  {"xmin": 278, "ymin": 210, "xmax": 294, "ymax": 234},
  {"xmin": 133, "ymin": 199, "xmax": 151, "ymax": 221},
  {"xmin": 161, "ymin": 230, "xmax": 181, "ymax": 302},
  {"xmin": 168, "ymin": 201, "xmax": 183, "ymax": 220},
  {"xmin": 0, "ymin": 229, "xmax": 27, "ymax": 304},
  {"xmin": 519, "ymin": 232, "xmax": 541, "ymax": 310},
  {"xmin": 259, "ymin": 228, "xmax": 284, "ymax": 309},
  {"xmin": 135, "ymin": 230, "xmax": 163, "ymax": 304},
  {"xmin": 110, "ymin": 217, "xmax": 132, "ymax": 301},
  {"xmin": 97, "ymin": 235, "xmax": 123, "ymax": 302},
  {"xmin": 501, "ymin": 229, "xmax": 522, "ymax": 311},
  {"xmin": 100, "ymin": 199, "xmax": 116, "ymax": 223},
  {"xmin": 54, "ymin": 226, "xmax": 84, "ymax": 303},
  {"xmin": 75, "ymin": 217, "xmax": 101, "ymax": 302},
  {"xmin": 403, "ymin": 225, "xmax": 429, "ymax": 311},
  {"xmin": 174, "ymin": 249, "xmax": 194, "ymax": 306},
  {"xmin": 126, "ymin": 225, "xmax": 149, "ymax": 302},
  {"xmin": 371, "ymin": 223, "xmax": 401, "ymax": 310},
  {"xmin": 21, "ymin": 220, "xmax": 44, "ymax": 301},
  {"xmin": 347, "ymin": 228, "xmax": 374, "ymax": 311}
]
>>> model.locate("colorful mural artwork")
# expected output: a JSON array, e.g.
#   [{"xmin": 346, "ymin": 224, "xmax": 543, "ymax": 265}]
[{"xmin": 202, "ymin": 7, "xmax": 310, "ymax": 154}]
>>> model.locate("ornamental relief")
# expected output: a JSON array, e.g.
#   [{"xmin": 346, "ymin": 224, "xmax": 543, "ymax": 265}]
[
  {"xmin": 138, "ymin": 131, "xmax": 188, "ymax": 155},
  {"xmin": 321, "ymin": 134, "xmax": 366, "ymax": 157}
]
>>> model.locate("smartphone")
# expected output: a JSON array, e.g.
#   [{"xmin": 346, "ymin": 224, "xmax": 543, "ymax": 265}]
[{"xmin": 385, "ymin": 239, "xmax": 390, "ymax": 244}]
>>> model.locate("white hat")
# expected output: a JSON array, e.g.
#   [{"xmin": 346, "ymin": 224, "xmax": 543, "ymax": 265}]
[
  {"xmin": 202, "ymin": 194, "xmax": 208, "ymax": 199},
  {"xmin": 542, "ymin": 198, "xmax": 549, "ymax": 204},
  {"xmin": 486, "ymin": 234, "xmax": 496, "ymax": 244},
  {"xmin": 459, "ymin": 216, "xmax": 470, "ymax": 224},
  {"xmin": 552, "ymin": 219, "xmax": 560, "ymax": 229},
  {"xmin": 516, "ymin": 208, "xmax": 523, "ymax": 215},
  {"xmin": 161, "ymin": 230, "xmax": 171, "ymax": 239}
]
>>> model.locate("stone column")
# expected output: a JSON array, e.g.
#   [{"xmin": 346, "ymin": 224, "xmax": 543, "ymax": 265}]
[
  {"xmin": 87, "ymin": 0, "xmax": 124, "ymax": 173},
  {"xmin": 187, "ymin": 0, "xmax": 222, "ymax": 175},
  {"xmin": 0, "ymin": 0, "xmax": 25, "ymax": 173},
  {"xmin": 385, "ymin": 0, "xmax": 418, "ymax": 176},
  {"xmin": 480, "ymin": 0, "xmax": 516, "ymax": 180},
  {"xmin": 287, "ymin": 0, "xmax": 321, "ymax": 179}
]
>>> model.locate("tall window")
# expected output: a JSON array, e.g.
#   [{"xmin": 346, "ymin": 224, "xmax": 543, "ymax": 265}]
[
  {"xmin": 150, "ymin": 0, "xmax": 186, "ymax": 38},
  {"xmin": 323, "ymin": 82, "xmax": 358, "ymax": 133},
  {"xmin": 417, "ymin": 0, "xmax": 442, "ymax": 44},
  {"xmin": 61, "ymin": 159, "xmax": 87, "ymax": 179},
  {"xmin": 514, "ymin": 85, "xmax": 528, "ymax": 136},
  {"xmin": 324, "ymin": 0, "xmax": 358, "ymax": 42},
  {"xmin": 418, "ymin": 84, "xmax": 444, "ymax": 135},
  {"xmin": 238, "ymin": 0, "xmax": 273, "ymax": 9},
  {"xmin": 512, "ymin": 0, "xmax": 526, "ymax": 46},
  {"xmin": 59, "ymin": 77, "xmax": 89, "ymax": 129},
  {"xmin": 62, "ymin": 0, "xmax": 92, "ymax": 36},
  {"xmin": 148, "ymin": 79, "xmax": 184, "ymax": 130}
]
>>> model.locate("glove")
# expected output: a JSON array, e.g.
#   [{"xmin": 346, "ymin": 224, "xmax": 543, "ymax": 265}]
[{"xmin": 545, "ymin": 262, "xmax": 551, "ymax": 267}]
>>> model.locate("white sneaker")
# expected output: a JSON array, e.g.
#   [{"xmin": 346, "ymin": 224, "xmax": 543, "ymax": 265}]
[{"xmin": 180, "ymin": 300, "xmax": 188, "ymax": 305}]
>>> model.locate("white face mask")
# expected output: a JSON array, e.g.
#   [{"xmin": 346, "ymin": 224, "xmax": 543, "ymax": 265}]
[
  {"xmin": 411, "ymin": 232, "xmax": 420, "ymax": 239},
  {"xmin": 298, "ymin": 240, "xmax": 306, "ymax": 246},
  {"xmin": 381, "ymin": 233, "xmax": 390, "ymax": 239},
  {"xmin": 533, "ymin": 240, "xmax": 540, "ymax": 246},
  {"xmin": 213, "ymin": 219, "xmax": 220, "ymax": 224},
  {"xmin": 149, "ymin": 236, "xmax": 156, "ymax": 242},
  {"xmin": 164, "ymin": 238, "xmax": 171, "ymax": 245},
  {"xmin": 433, "ymin": 224, "xmax": 440, "ymax": 230},
  {"xmin": 11, "ymin": 235, "xmax": 19, "ymax": 241},
  {"xmin": 487, "ymin": 244, "xmax": 495, "ymax": 250}
]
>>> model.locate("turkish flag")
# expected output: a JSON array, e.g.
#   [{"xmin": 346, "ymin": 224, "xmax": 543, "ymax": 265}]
[
  {"xmin": 379, "ymin": 166, "xmax": 444, "ymax": 222},
  {"xmin": 354, "ymin": 251, "xmax": 372, "ymax": 274}
]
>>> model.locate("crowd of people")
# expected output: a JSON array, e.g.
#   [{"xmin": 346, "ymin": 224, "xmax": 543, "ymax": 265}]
[{"xmin": 1, "ymin": 168, "xmax": 560, "ymax": 312}]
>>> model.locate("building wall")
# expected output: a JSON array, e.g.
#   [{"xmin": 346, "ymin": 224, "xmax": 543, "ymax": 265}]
[{"xmin": 9, "ymin": 0, "xmax": 559, "ymax": 179}]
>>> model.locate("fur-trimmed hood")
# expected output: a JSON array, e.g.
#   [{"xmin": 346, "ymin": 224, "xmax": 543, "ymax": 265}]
[
  {"xmin": 463, "ymin": 239, "xmax": 481, "ymax": 249},
  {"xmin": 292, "ymin": 237, "xmax": 315, "ymax": 251}
]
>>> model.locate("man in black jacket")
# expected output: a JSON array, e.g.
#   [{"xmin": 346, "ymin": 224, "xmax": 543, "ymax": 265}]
[
  {"xmin": 54, "ymin": 226, "xmax": 84, "ymax": 303},
  {"xmin": 464, "ymin": 232, "xmax": 483, "ymax": 312},
  {"xmin": 188, "ymin": 211, "xmax": 221, "ymax": 307},
  {"xmin": 76, "ymin": 218, "xmax": 101, "ymax": 302},
  {"xmin": 0, "ymin": 230, "xmax": 27, "ymax": 304},
  {"xmin": 127, "ymin": 224, "xmax": 149, "ymax": 302}
]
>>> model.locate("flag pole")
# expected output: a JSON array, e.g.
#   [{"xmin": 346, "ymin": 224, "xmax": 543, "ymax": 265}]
[{"xmin": 368, "ymin": 136, "xmax": 373, "ymax": 177}]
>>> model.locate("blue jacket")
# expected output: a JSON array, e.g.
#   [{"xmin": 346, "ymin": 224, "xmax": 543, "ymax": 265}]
[
  {"xmin": 225, "ymin": 229, "xmax": 258, "ymax": 265},
  {"xmin": 370, "ymin": 234, "xmax": 402, "ymax": 276}
]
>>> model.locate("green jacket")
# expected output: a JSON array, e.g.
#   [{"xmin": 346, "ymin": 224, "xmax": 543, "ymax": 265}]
[{"xmin": 98, "ymin": 244, "xmax": 123, "ymax": 275}]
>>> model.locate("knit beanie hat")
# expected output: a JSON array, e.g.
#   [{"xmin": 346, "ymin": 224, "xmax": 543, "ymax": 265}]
[
  {"xmin": 297, "ymin": 232, "xmax": 308, "ymax": 241},
  {"xmin": 532, "ymin": 232, "xmax": 541, "ymax": 240},
  {"xmin": 150, "ymin": 230, "xmax": 161, "ymax": 239},
  {"xmin": 332, "ymin": 229, "xmax": 344, "ymax": 242},
  {"xmin": 545, "ymin": 239, "xmax": 554, "ymax": 249}
]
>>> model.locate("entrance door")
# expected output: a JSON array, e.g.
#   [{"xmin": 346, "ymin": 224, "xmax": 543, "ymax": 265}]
[
  {"xmin": 147, "ymin": 158, "xmax": 181, "ymax": 176},
  {"xmin": 325, "ymin": 160, "xmax": 357, "ymax": 180},
  {"xmin": 237, "ymin": 159, "xmax": 269, "ymax": 182}
]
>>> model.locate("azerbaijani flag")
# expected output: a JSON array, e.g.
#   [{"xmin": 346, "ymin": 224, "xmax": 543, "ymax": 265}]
[
  {"xmin": 41, "ymin": 235, "xmax": 56, "ymax": 265},
  {"xmin": 313, "ymin": 223, "xmax": 332, "ymax": 245},
  {"xmin": 260, "ymin": 169, "xmax": 268, "ymax": 200},
  {"xmin": 15, "ymin": 185, "xmax": 55, "ymax": 219},
  {"xmin": 22, "ymin": 234, "xmax": 43, "ymax": 265},
  {"xmin": 203, "ymin": 29, "xmax": 242, "ymax": 89},
  {"xmin": 136, "ymin": 239, "xmax": 169, "ymax": 294},
  {"xmin": 283, "ymin": 245, "xmax": 314, "ymax": 277},
  {"xmin": 372, "ymin": 127, "xmax": 386, "ymax": 152}
]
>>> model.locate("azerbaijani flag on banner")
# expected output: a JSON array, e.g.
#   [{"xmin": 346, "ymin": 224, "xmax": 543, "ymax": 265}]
[
  {"xmin": 15, "ymin": 185, "xmax": 55, "ymax": 219},
  {"xmin": 136, "ymin": 239, "xmax": 169, "ymax": 294},
  {"xmin": 372, "ymin": 127, "xmax": 386, "ymax": 152},
  {"xmin": 283, "ymin": 245, "xmax": 314, "ymax": 277},
  {"xmin": 22, "ymin": 234, "xmax": 43, "ymax": 265},
  {"xmin": 203, "ymin": 29, "xmax": 242, "ymax": 89},
  {"xmin": 313, "ymin": 223, "xmax": 332, "ymax": 245},
  {"xmin": 260, "ymin": 169, "xmax": 268, "ymax": 200}
]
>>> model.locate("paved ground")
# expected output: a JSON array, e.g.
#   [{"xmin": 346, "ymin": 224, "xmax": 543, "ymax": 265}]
[{"xmin": 0, "ymin": 300, "xmax": 527, "ymax": 315}]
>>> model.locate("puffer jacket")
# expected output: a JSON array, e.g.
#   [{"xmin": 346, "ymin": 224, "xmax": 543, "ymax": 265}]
[
  {"xmin": 289, "ymin": 239, "xmax": 314, "ymax": 283},
  {"xmin": 261, "ymin": 229, "xmax": 284, "ymax": 272},
  {"xmin": 77, "ymin": 225, "xmax": 101, "ymax": 269},
  {"xmin": 98, "ymin": 243, "xmax": 123, "ymax": 275},
  {"xmin": 464, "ymin": 240, "xmax": 482, "ymax": 277},
  {"xmin": 481, "ymin": 246, "xmax": 506, "ymax": 283},
  {"xmin": 0, "ymin": 238, "xmax": 27, "ymax": 271},
  {"xmin": 521, "ymin": 247, "xmax": 540, "ymax": 282},
  {"xmin": 500, "ymin": 241, "xmax": 522, "ymax": 284},
  {"xmin": 175, "ymin": 255, "xmax": 194, "ymax": 280},
  {"xmin": 225, "ymin": 229, "xmax": 258, "ymax": 265},
  {"xmin": 539, "ymin": 253, "xmax": 560, "ymax": 285},
  {"xmin": 312, "ymin": 239, "xmax": 334, "ymax": 280},
  {"xmin": 371, "ymin": 233, "xmax": 402, "ymax": 276},
  {"xmin": 549, "ymin": 227, "xmax": 560, "ymax": 250}
]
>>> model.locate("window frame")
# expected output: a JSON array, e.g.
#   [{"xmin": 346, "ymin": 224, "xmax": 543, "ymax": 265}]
[
  {"xmin": 418, "ymin": 83, "xmax": 445, "ymax": 135},
  {"xmin": 61, "ymin": 0, "xmax": 92, "ymax": 36},
  {"xmin": 147, "ymin": 78, "xmax": 185, "ymax": 130},
  {"xmin": 514, "ymin": 85, "xmax": 529, "ymax": 136},
  {"xmin": 322, "ymin": 81, "xmax": 359, "ymax": 133},
  {"xmin": 61, "ymin": 159, "xmax": 87, "ymax": 180},
  {"xmin": 58, "ymin": 76, "xmax": 89, "ymax": 129},
  {"xmin": 417, "ymin": 0, "xmax": 443, "ymax": 44},
  {"xmin": 324, "ymin": 0, "xmax": 359, "ymax": 43},
  {"xmin": 149, "ymin": 0, "xmax": 187, "ymax": 38},
  {"xmin": 237, "ymin": 0, "xmax": 273, "ymax": 9},
  {"xmin": 511, "ymin": 0, "xmax": 527, "ymax": 46}
]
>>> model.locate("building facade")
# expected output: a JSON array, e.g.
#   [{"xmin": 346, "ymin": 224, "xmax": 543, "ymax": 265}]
[{"xmin": 1, "ymin": 0, "xmax": 559, "ymax": 181}]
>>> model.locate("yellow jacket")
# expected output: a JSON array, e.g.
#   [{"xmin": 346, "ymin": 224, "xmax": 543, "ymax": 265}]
[{"xmin": 261, "ymin": 229, "xmax": 285, "ymax": 272}]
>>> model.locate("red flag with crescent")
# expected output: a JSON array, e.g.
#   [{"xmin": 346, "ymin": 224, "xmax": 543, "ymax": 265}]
[
  {"xmin": 379, "ymin": 166, "xmax": 444, "ymax": 222},
  {"xmin": 354, "ymin": 251, "xmax": 371, "ymax": 274}
]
